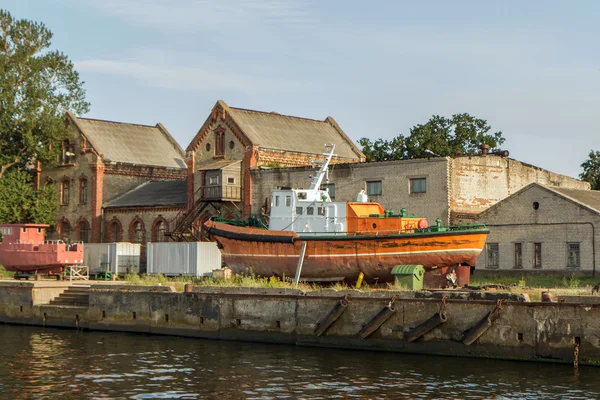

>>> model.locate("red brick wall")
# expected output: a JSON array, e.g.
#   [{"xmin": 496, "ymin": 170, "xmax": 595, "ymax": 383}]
[
  {"xmin": 90, "ymin": 162, "xmax": 104, "ymax": 243},
  {"xmin": 104, "ymin": 164, "xmax": 186, "ymax": 180}
]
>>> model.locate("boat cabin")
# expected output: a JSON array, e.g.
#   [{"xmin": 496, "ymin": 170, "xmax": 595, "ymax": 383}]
[
  {"xmin": 268, "ymin": 188, "xmax": 428, "ymax": 235},
  {"xmin": 268, "ymin": 187, "xmax": 345, "ymax": 234},
  {"xmin": 266, "ymin": 144, "xmax": 429, "ymax": 236},
  {"xmin": 0, "ymin": 224, "xmax": 48, "ymax": 245}
]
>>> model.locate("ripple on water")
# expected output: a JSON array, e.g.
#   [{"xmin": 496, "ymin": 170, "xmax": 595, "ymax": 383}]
[{"xmin": 0, "ymin": 325, "xmax": 599, "ymax": 399}]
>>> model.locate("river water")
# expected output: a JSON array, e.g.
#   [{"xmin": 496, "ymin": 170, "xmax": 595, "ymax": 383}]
[{"xmin": 0, "ymin": 324, "xmax": 598, "ymax": 399}]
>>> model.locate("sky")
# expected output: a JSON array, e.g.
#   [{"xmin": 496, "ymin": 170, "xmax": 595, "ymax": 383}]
[{"xmin": 4, "ymin": 0, "xmax": 600, "ymax": 179}]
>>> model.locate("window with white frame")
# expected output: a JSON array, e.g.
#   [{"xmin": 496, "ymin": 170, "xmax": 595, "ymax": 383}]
[{"xmin": 567, "ymin": 242, "xmax": 580, "ymax": 267}]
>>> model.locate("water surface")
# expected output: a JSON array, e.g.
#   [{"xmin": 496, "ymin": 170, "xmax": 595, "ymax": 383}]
[{"xmin": 0, "ymin": 324, "xmax": 597, "ymax": 399}]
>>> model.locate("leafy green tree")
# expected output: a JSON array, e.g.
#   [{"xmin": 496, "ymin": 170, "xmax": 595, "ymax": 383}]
[
  {"xmin": 358, "ymin": 113, "xmax": 505, "ymax": 161},
  {"xmin": 0, "ymin": 168, "xmax": 57, "ymax": 224},
  {"xmin": 0, "ymin": 9, "xmax": 90, "ymax": 178},
  {"xmin": 580, "ymin": 150, "xmax": 600, "ymax": 190}
]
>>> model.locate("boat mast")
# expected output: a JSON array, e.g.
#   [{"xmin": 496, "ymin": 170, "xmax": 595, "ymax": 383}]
[{"xmin": 308, "ymin": 144, "xmax": 335, "ymax": 191}]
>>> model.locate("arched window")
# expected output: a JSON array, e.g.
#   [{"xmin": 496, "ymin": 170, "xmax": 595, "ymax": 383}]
[
  {"xmin": 61, "ymin": 180, "xmax": 70, "ymax": 205},
  {"xmin": 108, "ymin": 219, "xmax": 122, "ymax": 242},
  {"xmin": 45, "ymin": 225, "xmax": 57, "ymax": 241},
  {"xmin": 79, "ymin": 178, "xmax": 88, "ymax": 204},
  {"xmin": 129, "ymin": 218, "xmax": 145, "ymax": 243},
  {"xmin": 134, "ymin": 222, "xmax": 143, "ymax": 243},
  {"xmin": 215, "ymin": 129, "xmax": 225, "ymax": 156},
  {"xmin": 59, "ymin": 220, "xmax": 72, "ymax": 243},
  {"xmin": 78, "ymin": 220, "xmax": 90, "ymax": 243},
  {"xmin": 152, "ymin": 217, "xmax": 168, "ymax": 242}
]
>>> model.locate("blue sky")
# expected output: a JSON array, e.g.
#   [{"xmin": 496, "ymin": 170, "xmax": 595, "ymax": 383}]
[{"xmin": 5, "ymin": 1, "xmax": 599, "ymax": 178}]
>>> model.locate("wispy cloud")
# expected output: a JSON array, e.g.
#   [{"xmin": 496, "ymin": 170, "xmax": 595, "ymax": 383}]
[
  {"xmin": 76, "ymin": 56, "xmax": 312, "ymax": 93},
  {"xmin": 72, "ymin": 0, "xmax": 318, "ymax": 32}
]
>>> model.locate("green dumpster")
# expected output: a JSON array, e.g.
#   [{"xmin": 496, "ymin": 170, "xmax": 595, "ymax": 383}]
[{"xmin": 391, "ymin": 265, "xmax": 424, "ymax": 290}]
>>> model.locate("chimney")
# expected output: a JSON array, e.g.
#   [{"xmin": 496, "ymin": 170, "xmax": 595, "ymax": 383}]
[{"xmin": 480, "ymin": 144, "xmax": 490, "ymax": 155}]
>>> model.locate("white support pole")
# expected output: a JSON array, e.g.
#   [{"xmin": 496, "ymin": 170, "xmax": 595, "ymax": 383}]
[{"xmin": 294, "ymin": 241, "xmax": 308, "ymax": 288}]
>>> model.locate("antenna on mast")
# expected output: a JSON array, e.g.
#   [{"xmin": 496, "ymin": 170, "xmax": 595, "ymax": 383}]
[{"xmin": 309, "ymin": 144, "xmax": 335, "ymax": 191}]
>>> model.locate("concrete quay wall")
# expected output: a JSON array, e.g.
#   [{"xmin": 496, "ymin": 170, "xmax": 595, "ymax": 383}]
[{"xmin": 0, "ymin": 284, "xmax": 599, "ymax": 365}]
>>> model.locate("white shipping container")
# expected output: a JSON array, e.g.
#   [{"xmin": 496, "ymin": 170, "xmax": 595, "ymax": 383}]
[
  {"xmin": 83, "ymin": 243, "xmax": 141, "ymax": 274},
  {"xmin": 146, "ymin": 242, "xmax": 221, "ymax": 276}
]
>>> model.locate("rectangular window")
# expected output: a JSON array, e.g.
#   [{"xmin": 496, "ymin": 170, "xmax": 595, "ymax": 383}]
[
  {"xmin": 306, "ymin": 207, "xmax": 314, "ymax": 215},
  {"xmin": 295, "ymin": 207, "xmax": 303, "ymax": 215},
  {"xmin": 410, "ymin": 178, "xmax": 427, "ymax": 194},
  {"xmin": 62, "ymin": 181, "xmax": 70, "ymax": 205},
  {"xmin": 320, "ymin": 183, "xmax": 336, "ymax": 199},
  {"xmin": 275, "ymin": 196, "xmax": 280, "ymax": 207},
  {"xmin": 209, "ymin": 176, "xmax": 219, "ymax": 185},
  {"xmin": 534, "ymin": 243, "xmax": 542, "ymax": 268},
  {"xmin": 487, "ymin": 243, "xmax": 499, "ymax": 268},
  {"xmin": 285, "ymin": 196, "xmax": 291, "ymax": 207},
  {"xmin": 60, "ymin": 140, "xmax": 76, "ymax": 164},
  {"xmin": 514, "ymin": 243, "xmax": 522, "ymax": 268},
  {"xmin": 317, "ymin": 206, "xmax": 324, "ymax": 215},
  {"xmin": 567, "ymin": 243, "xmax": 580, "ymax": 267},
  {"xmin": 79, "ymin": 180, "xmax": 88, "ymax": 204},
  {"xmin": 227, "ymin": 177, "xmax": 235, "ymax": 184},
  {"xmin": 366, "ymin": 180, "xmax": 382, "ymax": 196},
  {"xmin": 215, "ymin": 131, "xmax": 225, "ymax": 156}
]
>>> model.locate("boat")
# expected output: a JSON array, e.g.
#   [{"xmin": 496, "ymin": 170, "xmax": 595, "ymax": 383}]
[
  {"xmin": 0, "ymin": 224, "xmax": 84, "ymax": 277},
  {"xmin": 203, "ymin": 145, "xmax": 489, "ymax": 287}
]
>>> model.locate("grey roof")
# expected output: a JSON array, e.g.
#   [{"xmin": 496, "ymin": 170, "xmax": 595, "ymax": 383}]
[
  {"xmin": 196, "ymin": 159, "xmax": 241, "ymax": 171},
  {"xmin": 550, "ymin": 186, "xmax": 600, "ymax": 215},
  {"xmin": 105, "ymin": 180, "xmax": 187, "ymax": 208},
  {"xmin": 226, "ymin": 105, "xmax": 364, "ymax": 159},
  {"xmin": 69, "ymin": 113, "xmax": 186, "ymax": 169}
]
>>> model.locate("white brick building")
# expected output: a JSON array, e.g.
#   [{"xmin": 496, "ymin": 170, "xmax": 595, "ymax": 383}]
[
  {"xmin": 475, "ymin": 183, "xmax": 600, "ymax": 275},
  {"xmin": 251, "ymin": 154, "xmax": 588, "ymax": 226}
]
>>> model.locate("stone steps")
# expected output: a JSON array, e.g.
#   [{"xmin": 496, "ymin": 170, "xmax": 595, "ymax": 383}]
[{"xmin": 49, "ymin": 286, "xmax": 90, "ymax": 307}]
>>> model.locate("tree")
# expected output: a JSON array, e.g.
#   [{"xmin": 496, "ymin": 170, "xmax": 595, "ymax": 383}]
[
  {"xmin": 358, "ymin": 113, "xmax": 505, "ymax": 162},
  {"xmin": 0, "ymin": 9, "xmax": 90, "ymax": 179},
  {"xmin": 580, "ymin": 150, "xmax": 600, "ymax": 190},
  {"xmin": 0, "ymin": 168, "xmax": 57, "ymax": 224}
]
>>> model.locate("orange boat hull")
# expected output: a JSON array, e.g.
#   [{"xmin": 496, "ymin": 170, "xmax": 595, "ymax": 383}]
[{"xmin": 204, "ymin": 221, "xmax": 488, "ymax": 286}]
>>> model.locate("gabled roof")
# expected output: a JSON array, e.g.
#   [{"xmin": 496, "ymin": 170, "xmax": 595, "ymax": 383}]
[
  {"xmin": 550, "ymin": 186, "xmax": 600, "ymax": 215},
  {"xmin": 478, "ymin": 183, "xmax": 600, "ymax": 218},
  {"xmin": 105, "ymin": 180, "xmax": 187, "ymax": 208},
  {"xmin": 187, "ymin": 100, "xmax": 365, "ymax": 160},
  {"xmin": 67, "ymin": 112, "xmax": 186, "ymax": 169}
]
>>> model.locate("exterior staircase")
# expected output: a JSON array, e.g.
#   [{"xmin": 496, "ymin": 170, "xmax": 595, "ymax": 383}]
[
  {"xmin": 167, "ymin": 184, "xmax": 233, "ymax": 241},
  {"xmin": 49, "ymin": 285, "xmax": 90, "ymax": 307}
]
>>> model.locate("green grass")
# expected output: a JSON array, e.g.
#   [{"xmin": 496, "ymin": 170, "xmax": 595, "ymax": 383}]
[
  {"xmin": 121, "ymin": 271, "xmax": 600, "ymax": 300},
  {"xmin": 122, "ymin": 272, "xmax": 322, "ymax": 292},
  {"xmin": 0, "ymin": 265, "xmax": 14, "ymax": 279},
  {"xmin": 470, "ymin": 274, "xmax": 598, "ymax": 289}
]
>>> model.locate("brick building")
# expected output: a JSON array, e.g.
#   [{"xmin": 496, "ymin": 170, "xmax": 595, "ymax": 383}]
[
  {"xmin": 475, "ymin": 183, "xmax": 600, "ymax": 275},
  {"xmin": 39, "ymin": 112, "xmax": 186, "ymax": 244},
  {"xmin": 251, "ymin": 153, "xmax": 589, "ymax": 226},
  {"xmin": 170, "ymin": 100, "xmax": 364, "ymax": 239}
]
